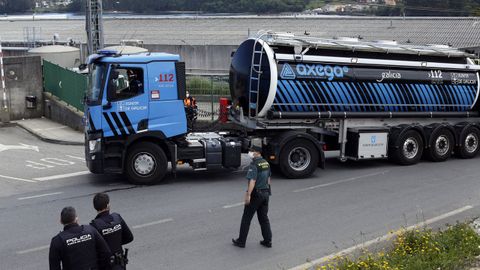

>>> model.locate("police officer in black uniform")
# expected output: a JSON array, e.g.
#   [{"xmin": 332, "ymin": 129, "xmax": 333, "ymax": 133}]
[
  {"xmin": 49, "ymin": 206, "xmax": 112, "ymax": 270},
  {"xmin": 232, "ymin": 144, "xmax": 272, "ymax": 248},
  {"xmin": 91, "ymin": 193, "xmax": 134, "ymax": 270}
]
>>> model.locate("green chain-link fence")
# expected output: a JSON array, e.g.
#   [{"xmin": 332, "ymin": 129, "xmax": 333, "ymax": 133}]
[
  {"xmin": 43, "ymin": 60, "xmax": 87, "ymax": 112},
  {"xmin": 186, "ymin": 74, "xmax": 230, "ymax": 120}
]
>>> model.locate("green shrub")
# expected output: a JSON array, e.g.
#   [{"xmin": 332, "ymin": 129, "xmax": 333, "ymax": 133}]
[
  {"xmin": 186, "ymin": 76, "xmax": 230, "ymax": 96},
  {"xmin": 318, "ymin": 223, "xmax": 480, "ymax": 270}
]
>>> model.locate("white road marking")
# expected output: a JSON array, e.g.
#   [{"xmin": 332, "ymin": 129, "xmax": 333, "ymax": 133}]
[
  {"xmin": 288, "ymin": 205, "xmax": 474, "ymax": 270},
  {"xmin": 34, "ymin": 171, "xmax": 90, "ymax": 181},
  {"xmin": 16, "ymin": 245, "xmax": 50, "ymax": 255},
  {"xmin": 0, "ymin": 143, "xmax": 39, "ymax": 153},
  {"xmin": 0, "ymin": 174, "xmax": 36, "ymax": 183},
  {"xmin": 222, "ymin": 202, "xmax": 244, "ymax": 209},
  {"xmin": 26, "ymin": 160, "xmax": 54, "ymax": 170},
  {"xmin": 132, "ymin": 218, "xmax": 174, "ymax": 229},
  {"xmin": 18, "ymin": 192, "xmax": 63, "ymax": 200},
  {"xmin": 40, "ymin": 158, "xmax": 75, "ymax": 166},
  {"xmin": 293, "ymin": 170, "xmax": 390, "ymax": 193},
  {"xmin": 66, "ymin": 155, "xmax": 85, "ymax": 161}
]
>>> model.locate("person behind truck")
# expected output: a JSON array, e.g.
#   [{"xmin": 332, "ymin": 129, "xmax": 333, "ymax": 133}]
[
  {"xmin": 49, "ymin": 206, "xmax": 111, "ymax": 270},
  {"xmin": 232, "ymin": 144, "xmax": 272, "ymax": 248},
  {"xmin": 184, "ymin": 91, "xmax": 198, "ymax": 130},
  {"xmin": 91, "ymin": 193, "xmax": 134, "ymax": 270}
]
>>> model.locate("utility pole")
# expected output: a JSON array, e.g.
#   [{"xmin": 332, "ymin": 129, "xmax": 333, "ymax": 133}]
[
  {"xmin": 86, "ymin": 0, "xmax": 104, "ymax": 56},
  {"xmin": 0, "ymin": 37, "xmax": 9, "ymax": 123}
]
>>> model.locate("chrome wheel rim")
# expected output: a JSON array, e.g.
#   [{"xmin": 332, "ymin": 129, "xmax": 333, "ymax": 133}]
[
  {"xmin": 465, "ymin": 133, "xmax": 479, "ymax": 153},
  {"xmin": 435, "ymin": 135, "xmax": 449, "ymax": 156},
  {"xmin": 133, "ymin": 152, "xmax": 156, "ymax": 176},
  {"xmin": 403, "ymin": 138, "xmax": 418, "ymax": 159},
  {"xmin": 288, "ymin": 147, "xmax": 311, "ymax": 171}
]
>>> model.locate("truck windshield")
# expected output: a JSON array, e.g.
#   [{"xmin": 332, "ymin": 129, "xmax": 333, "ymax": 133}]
[{"xmin": 87, "ymin": 63, "xmax": 107, "ymax": 105}]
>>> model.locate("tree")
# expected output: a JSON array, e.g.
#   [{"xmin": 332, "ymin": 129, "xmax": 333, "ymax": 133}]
[{"xmin": 0, "ymin": 0, "xmax": 33, "ymax": 14}]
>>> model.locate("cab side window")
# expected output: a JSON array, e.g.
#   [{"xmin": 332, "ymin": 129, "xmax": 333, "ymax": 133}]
[{"xmin": 107, "ymin": 67, "xmax": 144, "ymax": 101}]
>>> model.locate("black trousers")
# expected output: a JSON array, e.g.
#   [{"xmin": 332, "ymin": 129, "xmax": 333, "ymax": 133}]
[
  {"xmin": 111, "ymin": 264, "xmax": 126, "ymax": 270},
  {"xmin": 238, "ymin": 191, "xmax": 272, "ymax": 244}
]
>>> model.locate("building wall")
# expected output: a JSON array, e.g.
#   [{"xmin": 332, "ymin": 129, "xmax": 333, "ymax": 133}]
[
  {"xmin": 3, "ymin": 56, "xmax": 44, "ymax": 121},
  {"xmin": 144, "ymin": 44, "xmax": 236, "ymax": 74},
  {"xmin": 79, "ymin": 43, "xmax": 236, "ymax": 74}
]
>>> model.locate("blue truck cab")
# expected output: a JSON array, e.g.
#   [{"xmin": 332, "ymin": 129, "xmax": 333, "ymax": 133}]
[
  {"xmin": 85, "ymin": 51, "xmax": 244, "ymax": 184},
  {"xmin": 85, "ymin": 51, "xmax": 190, "ymax": 183}
]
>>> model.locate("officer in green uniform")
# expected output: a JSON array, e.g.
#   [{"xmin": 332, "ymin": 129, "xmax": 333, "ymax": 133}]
[{"xmin": 232, "ymin": 144, "xmax": 272, "ymax": 248}]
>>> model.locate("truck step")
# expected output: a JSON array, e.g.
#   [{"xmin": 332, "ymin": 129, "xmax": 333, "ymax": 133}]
[
  {"xmin": 192, "ymin": 159, "xmax": 206, "ymax": 170},
  {"xmin": 104, "ymin": 139, "xmax": 125, "ymax": 145},
  {"xmin": 104, "ymin": 168, "xmax": 123, "ymax": 174},
  {"xmin": 104, "ymin": 153, "xmax": 122, "ymax": 158}
]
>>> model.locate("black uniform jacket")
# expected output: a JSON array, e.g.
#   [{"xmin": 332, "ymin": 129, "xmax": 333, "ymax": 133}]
[
  {"xmin": 49, "ymin": 223, "xmax": 111, "ymax": 270},
  {"xmin": 91, "ymin": 211, "xmax": 134, "ymax": 254}
]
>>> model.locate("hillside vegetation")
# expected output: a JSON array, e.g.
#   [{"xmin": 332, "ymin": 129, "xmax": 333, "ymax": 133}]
[{"xmin": 1, "ymin": 0, "xmax": 480, "ymax": 16}]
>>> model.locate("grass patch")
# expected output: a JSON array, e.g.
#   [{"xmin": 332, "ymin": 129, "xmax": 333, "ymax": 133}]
[
  {"xmin": 318, "ymin": 223, "xmax": 480, "ymax": 270},
  {"xmin": 186, "ymin": 76, "xmax": 230, "ymax": 96}
]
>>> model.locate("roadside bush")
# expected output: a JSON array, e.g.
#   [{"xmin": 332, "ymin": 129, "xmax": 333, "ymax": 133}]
[
  {"xmin": 186, "ymin": 76, "xmax": 229, "ymax": 96},
  {"xmin": 318, "ymin": 223, "xmax": 480, "ymax": 270}
]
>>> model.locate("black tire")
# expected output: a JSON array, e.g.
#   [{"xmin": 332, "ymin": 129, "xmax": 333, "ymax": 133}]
[
  {"xmin": 456, "ymin": 126, "xmax": 480, "ymax": 159},
  {"xmin": 126, "ymin": 142, "xmax": 168, "ymax": 185},
  {"xmin": 390, "ymin": 129, "xmax": 424, "ymax": 165},
  {"xmin": 425, "ymin": 128, "xmax": 454, "ymax": 162},
  {"xmin": 279, "ymin": 139, "xmax": 319, "ymax": 179}
]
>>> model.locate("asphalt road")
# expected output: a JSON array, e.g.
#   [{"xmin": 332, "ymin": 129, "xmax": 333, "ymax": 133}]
[{"xmin": 1, "ymin": 125, "xmax": 480, "ymax": 270}]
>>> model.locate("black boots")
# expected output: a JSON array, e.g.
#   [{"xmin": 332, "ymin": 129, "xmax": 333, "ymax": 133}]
[
  {"xmin": 232, "ymin": 238, "xmax": 245, "ymax": 248},
  {"xmin": 260, "ymin": 240, "xmax": 272, "ymax": 248}
]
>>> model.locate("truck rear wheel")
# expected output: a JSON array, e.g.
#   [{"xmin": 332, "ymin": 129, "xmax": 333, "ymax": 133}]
[
  {"xmin": 279, "ymin": 139, "xmax": 319, "ymax": 179},
  {"xmin": 126, "ymin": 142, "xmax": 167, "ymax": 185},
  {"xmin": 390, "ymin": 130, "xmax": 423, "ymax": 165},
  {"xmin": 456, "ymin": 126, "xmax": 480, "ymax": 159},
  {"xmin": 425, "ymin": 128, "xmax": 454, "ymax": 162}
]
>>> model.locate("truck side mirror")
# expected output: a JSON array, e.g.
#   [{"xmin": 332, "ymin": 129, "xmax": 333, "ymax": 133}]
[{"xmin": 102, "ymin": 100, "xmax": 112, "ymax": 110}]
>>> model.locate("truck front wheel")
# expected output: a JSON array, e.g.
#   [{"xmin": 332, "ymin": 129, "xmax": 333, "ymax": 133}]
[
  {"xmin": 279, "ymin": 139, "xmax": 319, "ymax": 179},
  {"xmin": 126, "ymin": 142, "xmax": 167, "ymax": 185}
]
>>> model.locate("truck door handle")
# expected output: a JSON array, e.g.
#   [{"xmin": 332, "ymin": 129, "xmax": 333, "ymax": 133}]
[{"xmin": 103, "ymin": 102, "xmax": 112, "ymax": 110}]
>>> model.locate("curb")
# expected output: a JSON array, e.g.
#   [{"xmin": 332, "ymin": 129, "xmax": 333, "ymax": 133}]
[
  {"xmin": 13, "ymin": 122, "xmax": 84, "ymax": 146},
  {"xmin": 289, "ymin": 205, "xmax": 479, "ymax": 270}
]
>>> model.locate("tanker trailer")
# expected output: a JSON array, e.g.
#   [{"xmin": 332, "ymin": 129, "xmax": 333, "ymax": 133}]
[{"xmin": 229, "ymin": 32, "xmax": 480, "ymax": 178}]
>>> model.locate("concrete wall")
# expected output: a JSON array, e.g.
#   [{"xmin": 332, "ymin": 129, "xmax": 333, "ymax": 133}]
[
  {"xmin": 144, "ymin": 44, "xmax": 235, "ymax": 74},
  {"xmin": 43, "ymin": 92, "xmax": 84, "ymax": 131},
  {"xmin": 4, "ymin": 56, "xmax": 44, "ymax": 121},
  {"xmin": 78, "ymin": 43, "xmax": 235, "ymax": 74}
]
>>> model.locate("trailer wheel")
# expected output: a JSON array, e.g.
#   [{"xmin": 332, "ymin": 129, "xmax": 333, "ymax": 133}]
[
  {"xmin": 279, "ymin": 139, "xmax": 319, "ymax": 179},
  {"xmin": 126, "ymin": 142, "xmax": 167, "ymax": 185},
  {"xmin": 390, "ymin": 130, "xmax": 423, "ymax": 165},
  {"xmin": 425, "ymin": 128, "xmax": 454, "ymax": 162},
  {"xmin": 456, "ymin": 126, "xmax": 480, "ymax": 159}
]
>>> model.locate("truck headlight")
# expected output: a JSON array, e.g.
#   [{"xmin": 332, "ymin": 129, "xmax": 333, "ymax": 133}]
[{"xmin": 89, "ymin": 138, "xmax": 101, "ymax": 153}]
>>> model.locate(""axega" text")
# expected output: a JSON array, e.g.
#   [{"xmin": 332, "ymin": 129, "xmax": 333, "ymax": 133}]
[{"xmin": 296, "ymin": 64, "xmax": 349, "ymax": 81}]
